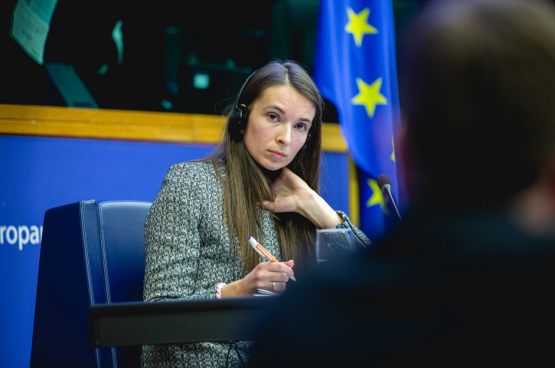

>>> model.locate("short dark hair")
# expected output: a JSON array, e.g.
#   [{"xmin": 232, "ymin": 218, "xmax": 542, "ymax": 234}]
[{"xmin": 400, "ymin": 0, "xmax": 555, "ymax": 204}]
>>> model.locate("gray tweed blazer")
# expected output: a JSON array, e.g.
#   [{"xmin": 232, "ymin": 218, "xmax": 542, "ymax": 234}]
[{"xmin": 141, "ymin": 161, "xmax": 370, "ymax": 368}]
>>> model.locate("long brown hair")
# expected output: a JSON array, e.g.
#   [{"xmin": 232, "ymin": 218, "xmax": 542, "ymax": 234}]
[{"xmin": 202, "ymin": 60, "xmax": 324, "ymax": 275}]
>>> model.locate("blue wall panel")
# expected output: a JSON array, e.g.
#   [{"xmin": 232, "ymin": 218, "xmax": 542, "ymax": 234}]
[{"xmin": 0, "ymin": 134, "xmax": 349, "ymax": 367}]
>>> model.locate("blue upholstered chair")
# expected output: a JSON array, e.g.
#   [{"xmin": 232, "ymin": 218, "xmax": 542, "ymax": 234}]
[{"xmin": 31, "ymin": 200, "xmax": 152, "ymax": 368}]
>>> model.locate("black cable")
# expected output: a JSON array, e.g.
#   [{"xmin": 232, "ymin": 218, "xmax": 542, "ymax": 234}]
[
  {"xmin": 233, "ymin": 341, "xmax": 246, "ymax": 368},
  {"xmin": 226, "ymin": 341, "xmax": 233, "ymax": 367}
]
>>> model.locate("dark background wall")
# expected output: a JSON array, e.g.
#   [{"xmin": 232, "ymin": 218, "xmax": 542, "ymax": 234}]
[{"xmin": 1, "ymin": 0, "xmax": 420, "ymax": 121}]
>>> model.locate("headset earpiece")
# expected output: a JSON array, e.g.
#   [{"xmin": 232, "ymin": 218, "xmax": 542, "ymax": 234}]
[
  {"xmin": 228, "ymin": 105, "xmax": 248, "ymax": 142},
  {"xmin": 228, "ymin": 67, "xmax": 263, "ymax": 143}
]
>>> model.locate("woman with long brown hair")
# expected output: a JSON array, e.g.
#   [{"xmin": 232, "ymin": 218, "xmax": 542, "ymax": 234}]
[{"xmin": 142, "ymin": 60, "xmax": 370, "ymax": 367}]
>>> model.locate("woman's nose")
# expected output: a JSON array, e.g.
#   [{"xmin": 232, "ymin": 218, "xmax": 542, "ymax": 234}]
[{"xmin": 276, "ymin": 124, "xmax": 292, "ymax": 146}]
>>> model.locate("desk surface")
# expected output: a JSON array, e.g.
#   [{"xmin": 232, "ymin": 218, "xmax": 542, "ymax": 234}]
[{"xmin": 89, "ymin": 297, "xmax": 277, "ymax": 348}]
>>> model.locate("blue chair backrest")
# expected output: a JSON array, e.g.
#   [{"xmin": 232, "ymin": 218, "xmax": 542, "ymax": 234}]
[{"xmin": 31, "ymin": 200, "xmax": 152, "ymax": 368}]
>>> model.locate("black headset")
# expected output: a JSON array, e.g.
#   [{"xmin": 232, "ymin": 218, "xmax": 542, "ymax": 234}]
[{"xmin": 228, "ymin": 69, "xmax": 260, "ymax": 142}]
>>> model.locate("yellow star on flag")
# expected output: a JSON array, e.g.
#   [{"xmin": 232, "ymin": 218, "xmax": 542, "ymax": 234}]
[
  {"xmin": 352, "ymin": 77, "xmax": 387, "ymax": 118},
  {"xmin": 366, "ymin": 179, "xmax": 387, "ymax": 213},
  {"xmin": 391, "ymin": 136, "xmax": 395, "ymax": 162},
  {"xmin": 345, "ymin": 7, "xmax": 378, "ymax": 47}
]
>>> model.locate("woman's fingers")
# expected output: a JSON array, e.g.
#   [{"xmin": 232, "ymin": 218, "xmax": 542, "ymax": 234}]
[
  {"xmin": 248, "ymin": 260, "xmax": 295, "ymax": 295},
  {"xmin": 260, "ymin": 199, "xmax": 285, "ymax": 213},
  {"xmin": 263, "ymin": 198, "xmax": 298, "ymax": 213},
  {"xmin": 267, "ymin": 281, "xmax": 286, "ymax": 294},
  {"xmin": 259, "ymin": 200, "xmax": 276, "ymax": 212},
  {"xmin": 257, "ymin": 269, "xmax": 291, "ymax": 283},
  {"xmin": 283, "ymin": 260, "xmax": 294, "ymax": 268},
  {"xmin": 263, "ymin": 262, "xmax": 295, "ymax": 278}
]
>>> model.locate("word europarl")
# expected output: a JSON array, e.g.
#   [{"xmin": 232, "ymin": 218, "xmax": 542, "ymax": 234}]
[{"xmin": 0, "ymin": 225, "xmax": 43, "ymax": 250}]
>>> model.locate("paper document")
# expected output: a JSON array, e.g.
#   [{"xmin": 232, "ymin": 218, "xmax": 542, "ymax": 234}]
[{"xmin": 10, "ymin": 0, "xmax": 58, "ymax": 65}]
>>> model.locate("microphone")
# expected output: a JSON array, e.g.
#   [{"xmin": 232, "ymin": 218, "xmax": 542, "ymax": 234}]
[{"xmin": 377, "ymin": 174, "xmax": 402, "ymax": 221}]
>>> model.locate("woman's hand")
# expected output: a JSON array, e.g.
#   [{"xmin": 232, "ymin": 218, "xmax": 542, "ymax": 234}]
[
  {"xmin": 261, "ymin": 167, "xmax": 311, "ymax": 213},
  {"xmin": 260, "ymin": 167, "xmax": 344, "ymax": 229},
  {"xmin": 221, "ymin": 260, "xmax": 294, "ymax": 297}
]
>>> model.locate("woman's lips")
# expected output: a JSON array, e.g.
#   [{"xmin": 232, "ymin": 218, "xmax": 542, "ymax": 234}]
[{"xmin": 269, "ymin": 150, "xmax": 286, "ymax": 158}]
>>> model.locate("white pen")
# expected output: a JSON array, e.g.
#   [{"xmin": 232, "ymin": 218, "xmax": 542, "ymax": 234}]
[{"xmin": 248, "ymin": 236, "xmax": 297, "ymax": 281}]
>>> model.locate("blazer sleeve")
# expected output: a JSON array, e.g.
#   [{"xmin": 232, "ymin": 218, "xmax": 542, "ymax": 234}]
[{"xmin": 143, "ymin": 163, "xmax": 221, "ymax": 301}]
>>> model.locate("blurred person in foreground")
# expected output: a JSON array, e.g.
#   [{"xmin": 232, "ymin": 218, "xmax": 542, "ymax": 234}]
[{"xmin": 249, "ymin": 0, "xmax": 555, "ymax": 365}]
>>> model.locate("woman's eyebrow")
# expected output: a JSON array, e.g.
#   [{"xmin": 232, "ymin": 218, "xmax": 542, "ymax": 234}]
[
  {"xmin": 264, "ymin": 105, "xmax": 312, "ymax": 123},
  {"xmin": 264, "ymin": 105, "xmax": 286, "ymax": 114}
]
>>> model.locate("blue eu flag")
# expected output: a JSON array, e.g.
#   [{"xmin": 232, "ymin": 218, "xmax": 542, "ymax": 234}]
[{"xmin": 314, "ymin": 0, "xmax": 402, "ymax": 241}]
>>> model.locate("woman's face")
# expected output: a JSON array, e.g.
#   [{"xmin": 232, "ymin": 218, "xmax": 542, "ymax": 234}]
[{"xmin": 243, "ymin": 85, "xmax": 316, "ymax": 171}]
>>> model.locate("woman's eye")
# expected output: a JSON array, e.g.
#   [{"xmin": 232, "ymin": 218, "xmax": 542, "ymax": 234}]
[
  {"xmin": 268, "ymin": 113, "xmax": 279, "ymax": 121},
  {"xmin": 295, "ymin": 123, "xmax": 307, "ymax": 131}
]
